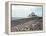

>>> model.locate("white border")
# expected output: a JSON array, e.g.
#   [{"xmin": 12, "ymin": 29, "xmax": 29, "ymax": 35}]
[{"xmin": 7, "ymin": 1, "xmax": 45, "ymax": 35}]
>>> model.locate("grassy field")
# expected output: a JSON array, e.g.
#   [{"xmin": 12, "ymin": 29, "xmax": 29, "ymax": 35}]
[{"xmin": 11, "ymin": 17, "xmax": 43, "ymax": 32}]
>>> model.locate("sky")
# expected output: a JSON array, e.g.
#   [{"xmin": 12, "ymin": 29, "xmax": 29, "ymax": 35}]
[{"xmin": 12, "ymin": 5, "xmax": 43, "ymax": 18}]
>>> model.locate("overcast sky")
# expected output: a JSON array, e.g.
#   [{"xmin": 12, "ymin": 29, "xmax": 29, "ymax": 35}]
[{"xmin": 12, "ymin": 5, "xmax": 43, "ymax": 18}]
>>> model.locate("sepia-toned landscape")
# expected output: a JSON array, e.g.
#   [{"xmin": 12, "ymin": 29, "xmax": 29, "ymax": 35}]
[{"xmin": 11, "ymin": 5, "xmax": 43, "ymax": 32}]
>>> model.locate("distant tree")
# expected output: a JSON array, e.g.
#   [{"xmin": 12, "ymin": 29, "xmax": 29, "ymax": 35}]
[
  {"xmin": 28, "ymin": 12, "xmax": 37, "ymax": 17},
  {"xmin": 28, "ymin": 12, "xmax": 38, "ymax": 20},
  {"xmin": 30, "ymin": 12, "xmax": 35, "ymax": 16}
]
